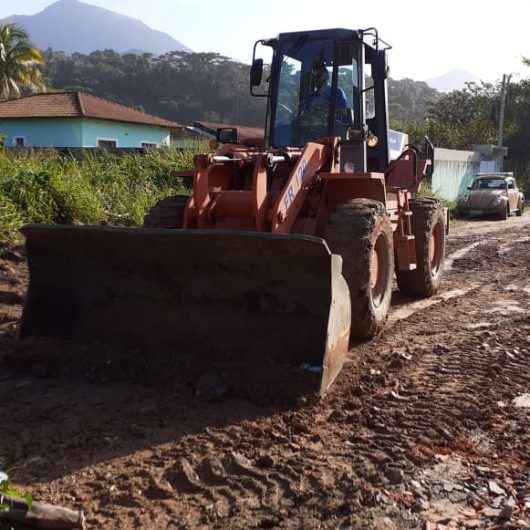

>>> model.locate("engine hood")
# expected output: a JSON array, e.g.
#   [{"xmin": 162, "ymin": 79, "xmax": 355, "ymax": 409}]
[{"xmin": 464, "ymin": 189, "xmax": 507, "ymax": 208}]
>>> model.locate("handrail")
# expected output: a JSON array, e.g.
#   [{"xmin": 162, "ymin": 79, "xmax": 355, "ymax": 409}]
[{"xmin": 360, "ymin": 27, "xmax": 393, "ymax": 51}]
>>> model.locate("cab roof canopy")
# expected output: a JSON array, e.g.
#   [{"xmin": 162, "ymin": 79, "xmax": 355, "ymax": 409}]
[{"xmin": 276, "ymin": 27, "xmax": 391, "ymax": 51}]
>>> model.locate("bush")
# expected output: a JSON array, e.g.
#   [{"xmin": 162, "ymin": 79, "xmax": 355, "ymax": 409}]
[
  {"xmin": 418, "ymin": 181, "xmax": 457, "ymax": 213},
  {"xmin": 0, "ymin": 147, "xmax": 200, "ymax": 242},
  {"xmin": 0, "ymin": 193, "xmax": 22, "ymax": 241}
]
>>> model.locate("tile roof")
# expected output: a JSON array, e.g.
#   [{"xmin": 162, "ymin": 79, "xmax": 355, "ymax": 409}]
[{"xmin": 0, "ymin": 92, "xmax": 179, "ymax": 128}]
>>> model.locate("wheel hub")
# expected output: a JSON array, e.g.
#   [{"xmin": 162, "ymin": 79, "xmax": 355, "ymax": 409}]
[
  {"xmin": 370, "ymin": 234, "xmax": 390, "ymax": 307},
  {"xmin": 430, "ymin": 221, "xmax": 444, "ymax": 274}
]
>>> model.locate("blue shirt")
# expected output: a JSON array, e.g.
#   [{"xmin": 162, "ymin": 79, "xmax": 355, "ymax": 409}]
[{"xmin": 302, "ymin": 85, "xmax": 348, "ymax": 112}]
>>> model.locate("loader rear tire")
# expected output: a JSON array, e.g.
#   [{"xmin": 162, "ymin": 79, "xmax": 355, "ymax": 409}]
[
  {"xmin": 143, "ymin": 195, "xmax": 189, "ymax": 228},
  {"xmin": 396, "ymin": 197, "xmax": 445, "ymax": 298},
  {"xmin": 325, "ymin": 199, "xmax": 394, "ymax": 340}
]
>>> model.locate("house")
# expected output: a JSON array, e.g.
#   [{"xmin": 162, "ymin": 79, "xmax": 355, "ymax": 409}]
[{"xmin": 0, "ymin": 92, "xmax": 178, "ymax": 149}]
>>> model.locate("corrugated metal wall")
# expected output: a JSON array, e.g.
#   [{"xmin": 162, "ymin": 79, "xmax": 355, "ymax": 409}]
[{"xmin": 431, "ymin": 148, "xmax": 482, "ymax": 202}]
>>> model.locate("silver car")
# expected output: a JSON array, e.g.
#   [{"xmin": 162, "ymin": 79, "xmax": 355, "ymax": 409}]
[{"xmin": 457, "ymin": 173, "xmax": 525, "ymax": 219}]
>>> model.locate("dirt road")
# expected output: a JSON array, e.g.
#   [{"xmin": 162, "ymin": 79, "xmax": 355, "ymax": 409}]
[{"xmin": 1, "ymin": 214, "xmax": 529, "ymax": 530}]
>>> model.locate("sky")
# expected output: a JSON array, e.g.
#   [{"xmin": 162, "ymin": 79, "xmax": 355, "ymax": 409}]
[{"xmin": 1, "ymin": 0, "xmax": 529, "ymax": 83}]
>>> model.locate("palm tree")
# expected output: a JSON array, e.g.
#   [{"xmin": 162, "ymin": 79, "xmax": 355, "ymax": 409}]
[{"xmin": 0, "ymin": 23, "xmax": 45, "ymax": 99}]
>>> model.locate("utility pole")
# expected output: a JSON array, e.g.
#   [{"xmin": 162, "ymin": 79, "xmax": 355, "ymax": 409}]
[{"xmin": 497, "ymin": 74, "xmax": 512, "ymax": 147}]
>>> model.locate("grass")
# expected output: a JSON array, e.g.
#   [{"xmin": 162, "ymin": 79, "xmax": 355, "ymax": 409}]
[
  {"xmin": 419, "ymin": 181, "xmax": 458, "ymax": 214},
  {"xmin": 0, "ymin": 467, "xmax": 32, "ymax": 530},
  {"xmin": 0, "ymin": 148, "xmax": 468, "ymax": 244},
  {"xmin": 0, "ymin": 147, "xmax": 202, "ymax": 242}
]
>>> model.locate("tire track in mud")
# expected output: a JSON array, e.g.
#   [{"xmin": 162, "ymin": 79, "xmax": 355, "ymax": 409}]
[
  {"xmin": 129, "ymin": 233, "xmax": 530, "ymax": 529},
  {"xmin": 1, "ymin": 218, "xmax": 530, "ymax": 529},
  {"xmin": 388, "ymin": 218, "xmax": 530, "ymax": 326}
]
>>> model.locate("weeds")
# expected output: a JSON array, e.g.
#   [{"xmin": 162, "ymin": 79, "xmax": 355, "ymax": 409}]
[
  {"xmin": 0, "ymin": 479, "xmax": 32, "ymax": 509},
  {"xmin": 0, "ymin": 147, "xmax": 200, "ymax": 242},
  {"xmin": 419, "ymin": 181, "xmax": 457, "ymax": 213},
  {"xmin": 0, "ymin": 470, "xmax": 32, "ymax": 530}
]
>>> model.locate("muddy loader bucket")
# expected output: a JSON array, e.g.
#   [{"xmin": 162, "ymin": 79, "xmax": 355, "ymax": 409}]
[{"xmin": 20, "ymin": 225, "xmax": 351, "ymax": 399}]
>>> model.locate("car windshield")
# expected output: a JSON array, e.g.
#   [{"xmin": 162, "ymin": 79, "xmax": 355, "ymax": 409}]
[{"xmin": 473, "ymin": 178, "xmax": 506, "ymax": 190}]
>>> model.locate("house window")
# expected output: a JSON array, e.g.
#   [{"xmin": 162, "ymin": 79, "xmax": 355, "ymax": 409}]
[
  {"xmin": 97, "ymin": 139, "xmax": 117, "ymax": 149},
  {"xmin": 141, "ymin": 142, "xmax": 158, "ymax": 150},
  {"xmin": 14, "ymin": 137, "xmax": 25, "ymax": 148}
]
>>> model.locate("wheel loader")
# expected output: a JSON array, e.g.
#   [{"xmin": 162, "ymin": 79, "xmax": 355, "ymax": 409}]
[{"xmin": 20, "ymin": 28, "xmax": 446, "ymax": 400}]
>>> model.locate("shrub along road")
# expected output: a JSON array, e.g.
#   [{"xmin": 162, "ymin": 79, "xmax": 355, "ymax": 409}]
[{"xmin": 0, "ymin": 213, "xmax": 529, "ymax": 529}]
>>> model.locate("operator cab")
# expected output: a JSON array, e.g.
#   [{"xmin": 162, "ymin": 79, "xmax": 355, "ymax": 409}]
[{"xmin": 251, "ymin": 28, "xmax": 392, "ymax": 173}]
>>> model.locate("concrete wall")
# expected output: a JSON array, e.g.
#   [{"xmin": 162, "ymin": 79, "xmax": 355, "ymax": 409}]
[
  {"xmin": 81, "ymin": 119, "xmax": 170, "ymax": 148},
  {"xmin": 432, "ymin": 148, "xmax": 482, "ymax": 202},
  {"xmin": 0, "ymin": 118, "xmax": 83, "ymax": 148},
  {"xmin": 0, "ymin": 118, "xmax": 171, "ymax": 148}
]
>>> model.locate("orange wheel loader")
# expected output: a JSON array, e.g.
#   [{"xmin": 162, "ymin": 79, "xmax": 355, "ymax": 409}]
[{"xmin": 20, "ymin": 28, "xmax": 447, "ymax": 400}]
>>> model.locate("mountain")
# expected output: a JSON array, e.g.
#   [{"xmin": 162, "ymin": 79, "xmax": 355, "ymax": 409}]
[
  {"xmin": 1, "ymin": 0, "xmax": 190, "ymax": 55},
  {"xmin": 426, "ymin": 69, "xmax": 481, "ymax": 92}
]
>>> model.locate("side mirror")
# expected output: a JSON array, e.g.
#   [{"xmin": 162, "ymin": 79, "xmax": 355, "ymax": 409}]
[
  {"xmin": 467, "ymin": 186, "xmax": 472, "ymax": 190},
  {"xmin": 216, "ymin": 127, "xmax": 239, "ymax": 144},
  {"xmin": 250, "ymin": 58, "xmax": 263, "ymax": 87}
]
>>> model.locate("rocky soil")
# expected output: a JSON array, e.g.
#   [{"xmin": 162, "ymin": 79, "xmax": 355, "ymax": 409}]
[{"xmin": 0, "ymin": 213, "xmax": 529, "ymax": 530}]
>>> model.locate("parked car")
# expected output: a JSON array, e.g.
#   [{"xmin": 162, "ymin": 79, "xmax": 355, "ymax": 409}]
[{"xmin": 457, "ymin": 173, "xmax": 525, "ymax": 219}]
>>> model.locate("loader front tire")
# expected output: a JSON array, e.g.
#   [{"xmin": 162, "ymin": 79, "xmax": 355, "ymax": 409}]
[
  {"xmin": 396, "ymin": 197, "xmax": 445, "ymax": 298},
  {"xmin": 325, "ymin": 199, "xmax": 394, "ymax": 340},
  {"xmin": 143, "ymin": 195, "xmax": 189, "ymax": 228}
]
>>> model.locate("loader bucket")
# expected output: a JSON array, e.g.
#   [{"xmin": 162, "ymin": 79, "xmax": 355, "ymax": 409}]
[{"xmin": 20, "ymin": 225, "xmax": 351, "ymax": 400}]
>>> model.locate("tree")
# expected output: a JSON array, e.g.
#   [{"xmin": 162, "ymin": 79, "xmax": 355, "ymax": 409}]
[
  {"xmin": 0, "ymin": 23, "xmax": 45, "ymax": 99},
  {"xmin": 409, "ymin": 82, "xmax": 499, "ymax": 150},
  {"xmin": 388, "ymin": 78, "xmax": 438, "ymax": 122}
]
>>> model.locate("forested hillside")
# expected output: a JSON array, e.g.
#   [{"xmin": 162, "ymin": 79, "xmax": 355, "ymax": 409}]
[
  {"xmin": 38, "ymin": 48, "xmax": 530, "ymax": 191},
  {"xmin": 42, "ymin": 49, "xmax": 438, "ymax": 127},
  {"xmin": 388, "ymin": 77, "xmax": 438, "ymax": 123}
]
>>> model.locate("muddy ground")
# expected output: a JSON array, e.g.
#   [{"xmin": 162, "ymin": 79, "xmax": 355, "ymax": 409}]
[{"xmin": 0, "ymin": 214, "xmax": 529, "ymax": 530}]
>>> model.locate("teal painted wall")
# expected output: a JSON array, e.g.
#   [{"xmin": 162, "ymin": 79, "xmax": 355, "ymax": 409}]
[
  {"xmin": 81, "ymin": 119, "xmax": 170, "ymax": 148},
  {"xmin": 0, "ymin": 118, "xmax": 83, "ymax": 147},
  {"xmin": 0, "ymin": 118, "xmax": 171, "ymax": 148}
]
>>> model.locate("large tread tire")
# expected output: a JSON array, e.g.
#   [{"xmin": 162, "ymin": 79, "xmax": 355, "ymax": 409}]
[
  {"xmin": 396, "ymin": 197, "xmax": 446, "ymax": 298},
  {"xmin": 143, "ymin": 195, "xmax": 189, "ymax": 228},
  {"xmin": 325, "ymin": 199, "xmax": 394, "ymax": 340}
]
